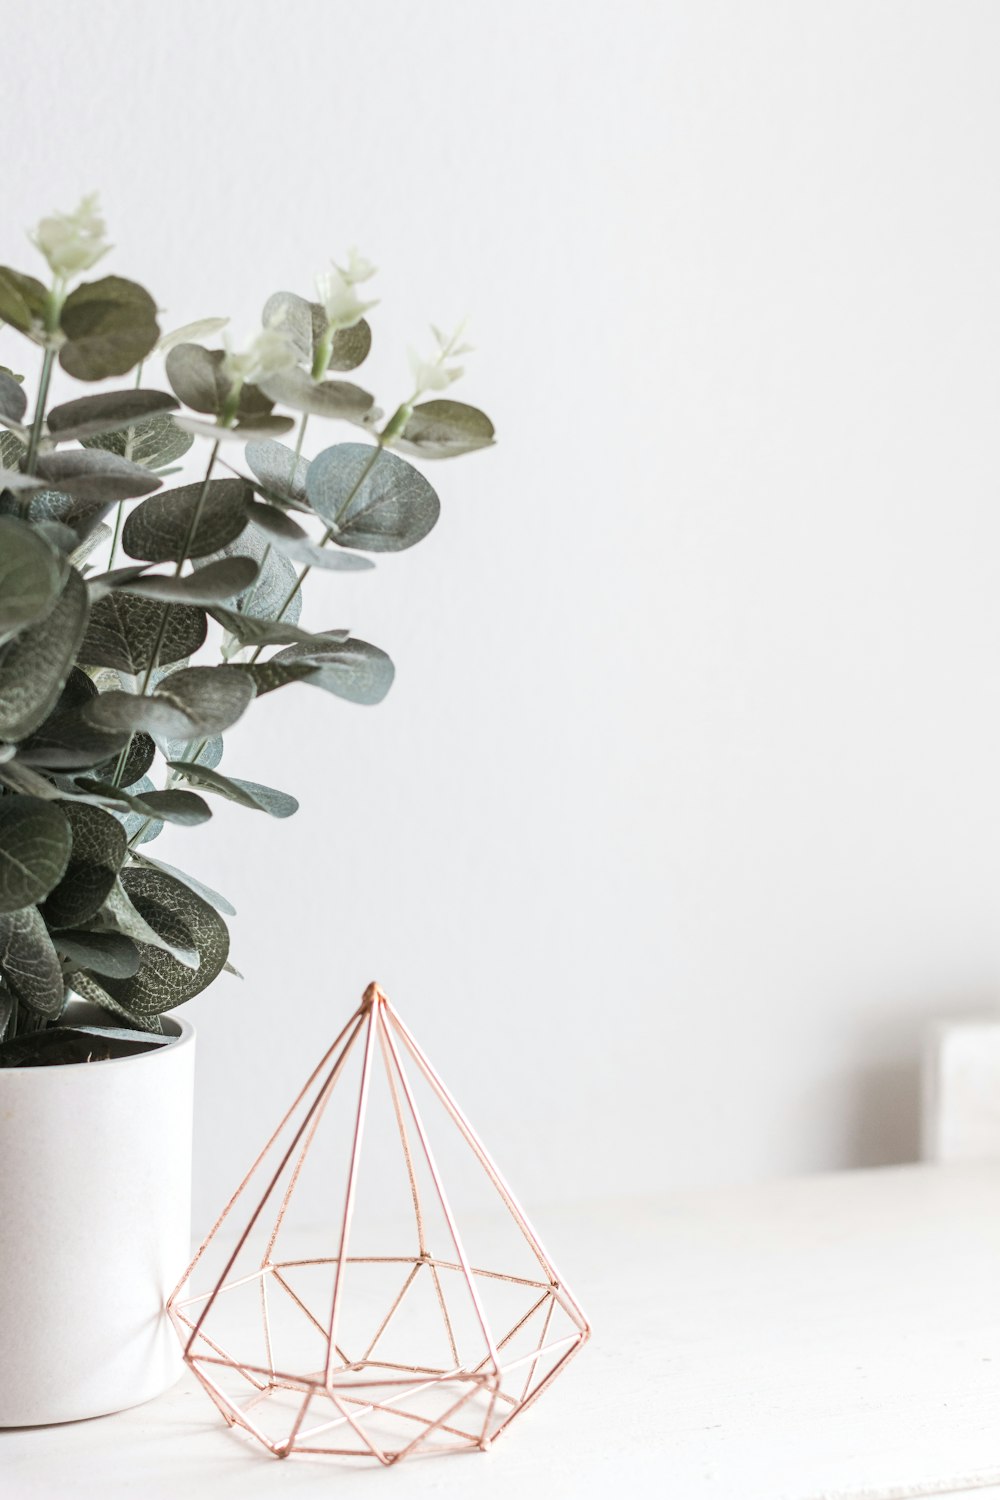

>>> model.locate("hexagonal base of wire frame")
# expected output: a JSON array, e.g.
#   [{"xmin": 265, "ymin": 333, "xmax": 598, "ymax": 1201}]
[{"xmin": 168, "ymin": 984, "xmax": 590, "ymax": 1464}]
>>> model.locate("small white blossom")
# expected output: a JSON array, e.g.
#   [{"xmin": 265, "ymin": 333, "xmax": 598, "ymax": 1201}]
[
  {"xmin": 408, "ymin": 320, "xmax": 472, "ymax": 398},
  {"xmin": 221, "ymin": 327, "xmax": 298, "ymax": 387},
  {"xmin": 30, "ymin": 193, "xmax": 111, "ymax": 280},
  {"xmin": 335, "ymin": 247, "xmax": 377, "ymax": 285},
  {"xmin": 315, "ymin": 249, "xmax": 379, "ymax": 333}
]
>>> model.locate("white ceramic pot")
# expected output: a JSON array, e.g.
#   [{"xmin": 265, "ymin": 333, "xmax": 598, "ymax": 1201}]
[{"xmin": 0, "ymin": 1013, "xmax": 195, "ymax": 1426}]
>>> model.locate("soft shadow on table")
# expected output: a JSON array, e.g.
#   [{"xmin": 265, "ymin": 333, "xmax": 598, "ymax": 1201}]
[{"xmin": 849, "ymin": 1060, "xmax": 920, "ymax": 1167}]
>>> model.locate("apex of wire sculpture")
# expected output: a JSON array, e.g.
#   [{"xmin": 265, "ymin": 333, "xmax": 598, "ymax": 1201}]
[
  {"xmin": 168, "ymin": 986, "xmax": 590, "ymax": 1464},
  {"xmin": 361, "ymin": 981, "xmax": 387, "ymax": 1011}
]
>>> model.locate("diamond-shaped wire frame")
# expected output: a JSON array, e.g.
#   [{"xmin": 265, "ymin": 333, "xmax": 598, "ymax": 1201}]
[{"xmin": 167, "ymin": 984, "xmax": 590, "ymax": 1463}]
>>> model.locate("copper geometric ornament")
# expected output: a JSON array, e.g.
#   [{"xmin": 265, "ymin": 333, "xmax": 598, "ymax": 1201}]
[{"xmin": 167, "ymin": 983, "xmax": 590, "ymax": 1463}]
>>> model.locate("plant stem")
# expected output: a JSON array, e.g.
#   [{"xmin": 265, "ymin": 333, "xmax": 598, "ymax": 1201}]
[
  {"xmin": 140, "ymin": 438, "xmax": 220, "ymax": 693},
  {"xmin": 235, "ymin": 411, "xmax": 311, "ymax": 629},
  {"xmin": 108, "ymin": 360, "xmax": 146, "ymax": 569},
  {"xmin": 111, "ymin": 438, "xmax": 221, "ymax": 789},
  {"xmin": 23, "ymin": 345, "xmax": 55, "ymax": 476}
]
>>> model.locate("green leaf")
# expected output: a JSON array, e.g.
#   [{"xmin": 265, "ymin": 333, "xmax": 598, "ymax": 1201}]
[
  {"xmin": 113, "ymin": 556, "xmax": 260, "ymax": 605},
  {"xmin": 164, "ymin": 343, "xmax": 229, "ymax": 414},
  {"xmin": 238, "ymin": 637, "xmax": 394, "ymax": 705},
  {"xmin": 262, "ymin": 293, "xmax": 372, "ymax": 373},
  {"xmin": 85, "ymin": 664, "xmax": 256, "ymax": 739},
  {"xmin": 261, "ymin": 291, "xmax": 315, "ymax": 362},
  {"xmin": 16, "ymin": 705, "xmax": 128, "ymax": 772},
  {"xmin": 0, "ymin": 905, "xmax": 64, "ymax": 1017},
  {"xmin": 59, "ymin": 276, "xmax": 160, "ymax": 381},
  {"xmin": 246, "ymin": 500, "xmax": 374, "ymax": 571},
  {"xmin": 258, "ymin": 367, "xmax": 375, "ymax": 423},
  {"xmin": 174, "ymin": 413, "xmax": 294, "ymax": 443},
  {"xmin": 196, "ymin": 526, "xmax": 303, "ymax": 624},
  {"xmin": 0, "ymin": 796, "xmax": 72, "ymax": 912},
  {"xmin": 396, "ymin": 399, "xmax": 496, "ymax": 459},
  {"xmin": 40, "ymin": 800, "xmax": 127, "ymax": 931},
  {"xmin": 94, "ymin": 866, "xmax": 230, "ymax": 1015},
  {"xmin": 47, "ymin": 388, "xmax": 179, "ymax": 444},
  {"xmin": 244, "ymin": 438, "xmax": 311, "ymax": 508},
  {"xmin": 0, "ymin": 267, "xmax": 48, "ymax": 334},
  {"xmin": 0, "ymin": 1024, "xmax": 166, "ymax": 1063},
  {"xmin": 85, "ymin": 876, "xmax": 198, "ymax": 968},
  {"xmin": 122, "ymin": 478, "xmax": 251, "ymax": 563},
  {"xmin": 55, "ymin": 929, "xmax": 141, "ymax": 979},
  {"xmin": 207, "ymin": 606, "xmax": 347, "ymax": 650},
  {"xmin": 168, "ymin": 760, "xmax": 298, "ymax": 818},
  {"xmin": 76, "ymin": 779, "xmax": 212, "ymax": 827},
  {"xmin": 132, "ymin": 851, "xmax": 235, "ymax": 916},
  {"xmin": 0, "ymin": 430, "xmax": 27, "ymax": 470},
  {"xmin": 164, "ymin": 343, "xmax": 276, "ymax": 423},
  {"xmin": 35, "ymin": 449, "xmax": 162, "ymax": 503},
  {"xmin": 329, "ymin": 319, "xmax": 372, "ymax": 373},
  {"xmin": 0, "ymin": 516, "xmax": 68, "ymax": 647},
  {"xmin": 0, "ymin": 369, "xmax": 27, "ymax": 424},
  {"xmin": 81, "ymin": 412, "xmax": 194, "ymax": 470},
  {"xmin": 78, "ymin": 593, "xmax": 207, "ymax": 674},
  {"xmin": 306, "ymin": 443, "xmax": 440, "ymax": 552},
  {"xmin": 0, "ymin": 568, "xmax": 89, "ymax": 741}
]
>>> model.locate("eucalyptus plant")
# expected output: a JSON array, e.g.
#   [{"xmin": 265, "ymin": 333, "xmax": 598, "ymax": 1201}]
[{"xmin": 0, "ymin": 196, "xmax": 493, "ymax": 1066}]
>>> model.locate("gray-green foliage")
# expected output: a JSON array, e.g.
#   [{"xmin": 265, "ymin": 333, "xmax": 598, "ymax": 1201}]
[{"xmin": 0, "ymin": 199, "xmax": 494, "ymax": 1065}]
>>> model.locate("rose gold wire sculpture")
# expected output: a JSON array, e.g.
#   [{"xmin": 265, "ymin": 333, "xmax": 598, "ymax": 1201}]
[{"xmin": 167, "ymin": 983, "xmax": 590, "ymax": 1463}]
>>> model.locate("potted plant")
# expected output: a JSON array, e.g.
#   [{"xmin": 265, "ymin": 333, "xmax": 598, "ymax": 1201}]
[{"xmin": 0, "ymin": 196, "xmax": 494, "ymax": 1425}]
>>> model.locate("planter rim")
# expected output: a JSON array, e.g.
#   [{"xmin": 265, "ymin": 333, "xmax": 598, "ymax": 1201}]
[{"xmin": 0, "ymin": 1012, "xmax": 195, "ymax": 1073}]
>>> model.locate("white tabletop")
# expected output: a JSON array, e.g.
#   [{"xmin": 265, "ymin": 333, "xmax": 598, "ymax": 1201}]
[{"xmin": 5, "ymin": 1161, "xmax": 1000, "ymax": 1500}]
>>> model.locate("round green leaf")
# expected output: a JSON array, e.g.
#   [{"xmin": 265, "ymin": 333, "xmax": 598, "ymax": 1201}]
[
  {"xmin": 85, "ymin": 664, "xmax": 256, "ymax": 740},
  {"xmin": 0, "ymin": 904, "xmax": 64, "ymax": 1017},
  {"xmin": 116, "ymin": 556, "xmax": 260, "ymax": 604},
  {"xmin": 40, "ymin": 802, "xmax": 127, "ymax": 929},
  {"xmin": 35, "ymin": 449, "xmax": 162, "ymax": 503},
  {"xmin": 242, "ymin": 636, "xmax": 394, "ymax": 705},
  {"xmin": 77, "ymin": 778, "xmax": 212, "ymax": 828},
  {"xmin": 244, "ymin": 438, "xmax": 311, "ymax": 509},
  {"xmin": 55, "ymin": 930, "xmax": 141, "ymax": 979},
  {"xmin": 0, "ymin": 796, "xmax": 73, "ymax": 912},
  {"xmin": 396, "ymin": 399, "xmax": 496, "ymax": 459},
  {"xmin": 257, "ymin": 367, "xmax": 374, "ymax": 423},
  {"xmin": 0, "ymin": 515, "xmax": 67, "ymax": 647},
  {"xmin": 0, "ymin": 567, "xmax": 89, "ymax": 741},
  {"xmin": 164, "ymin": 342, "xmax": 228, "ymax": 414},
  {"xmin": 59, "ymin": 276, "xmax": 160, "ymax": 381},
  {"xmin": 329, "ymin": 319, "xmax": 372, "ymax": 372},
  {"xmin": 168, "ymin": 761, "xmax": 298, "ymax": 818},
  {"xmin": 122, "ymin": 478, "xmax": 251, "ymax": 563},
  {"xmin": 96, "ymin": 865, "xmax": 230, "ymax": 1015},
  {"xmin": 78, "ymin": 593, "xmax": 207, "ymax": 674},
  {"xmin": 306, "ymin": 443, "xmax": 440, "ymax": 552},
  {"xmin": 196, "ymin": 526, "xmax": 302, "ymax": 624},
  {"xmin": 207, "ymin": 606, "xmax": 346, "ymax": 651},
  {"xmin": 0, "ymin": 369, "xmax": 27, "ymax": 424},
  {"xmin": 246, "ymin": 500, "xmax": 374, "ymax": 571},
  {"xmin": 0, "ymin": 267, "xmax": 48, "ymax": 335},
  {"xmin": 82, "ymin": 411, "xmax": 194, "ymax": 470},
  {"xmin": 47, "ymin": 388, "xmax": 179, "ymax": 445}
]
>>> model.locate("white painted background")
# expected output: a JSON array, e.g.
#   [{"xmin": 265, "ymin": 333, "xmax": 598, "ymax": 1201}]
[{"xmin": 5, "ymin": 0, "xmax": 1000, "ymax": 1231}]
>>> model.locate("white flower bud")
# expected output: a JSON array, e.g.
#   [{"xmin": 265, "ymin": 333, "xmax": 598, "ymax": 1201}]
[
  {"xmin": 30, "ymin": 193, "xmax": 111, "ymax": 280},
  {"xmin": 222, "ymin": 327, "xmax": 298, "ymax": 388}
]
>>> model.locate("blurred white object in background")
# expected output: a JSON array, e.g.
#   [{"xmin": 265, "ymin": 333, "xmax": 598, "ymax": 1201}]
[{"xmin": 922, "ymin": 1019, "xmax": 1000, "ymax": 1161}]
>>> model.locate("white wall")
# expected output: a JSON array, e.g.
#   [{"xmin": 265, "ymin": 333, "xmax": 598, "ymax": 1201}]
[{"xmin": 5, "ymin": 0, "xmax": 1000, "ymax": 1230}]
